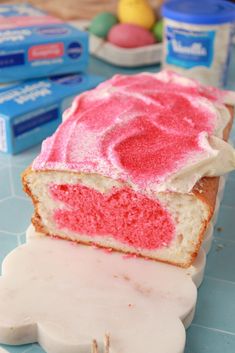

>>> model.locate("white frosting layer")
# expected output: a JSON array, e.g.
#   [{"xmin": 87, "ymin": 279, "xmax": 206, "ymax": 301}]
[
  {"xmin": 33, "ymin": 71, "xmax": 235, "ymax": 194},
  {"xmin": 156, "ymin": 102, "xmax": 235, "ymax": 193}
]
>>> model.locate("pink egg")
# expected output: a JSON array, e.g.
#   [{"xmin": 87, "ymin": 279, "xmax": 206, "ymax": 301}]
[{"xmin": 107, "ymin": 23, "xmax": 155, "ymax": 48}]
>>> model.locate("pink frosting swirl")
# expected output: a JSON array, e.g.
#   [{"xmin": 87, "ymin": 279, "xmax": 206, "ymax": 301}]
[{"xmin": 32, "ymin": 71, "xmax": 224, "ymax": 192}]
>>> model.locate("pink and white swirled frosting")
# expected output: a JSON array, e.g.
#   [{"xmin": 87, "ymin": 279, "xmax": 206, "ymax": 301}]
[{"xmin": 32, "ymin": 71, "xmax": 235, "ymax": 193}]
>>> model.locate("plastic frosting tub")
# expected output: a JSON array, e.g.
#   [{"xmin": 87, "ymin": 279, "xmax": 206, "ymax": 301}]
[{"xmin": 162, "ymin": 0, "xmax": 235, "ymax": 87}]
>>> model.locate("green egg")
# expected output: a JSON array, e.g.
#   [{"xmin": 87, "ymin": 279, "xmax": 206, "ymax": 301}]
[
  {"xmin": 89, "ymin": 12, "xmax": 118, "ymax": 39},
  {"xmin": 152, "ymin": 19, "xmax": 163, "ymax": 42}
]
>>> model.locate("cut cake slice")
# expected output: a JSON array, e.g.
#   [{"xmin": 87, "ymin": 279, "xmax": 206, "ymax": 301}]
[{"xmin": 22, "ymin": 71, "xmax": 235, "ymax": 267}]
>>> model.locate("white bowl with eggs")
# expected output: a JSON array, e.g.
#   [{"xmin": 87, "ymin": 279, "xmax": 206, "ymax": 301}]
[{"xmin": 71, "ymin": 20, "xmax": 162, "ymax": 68}]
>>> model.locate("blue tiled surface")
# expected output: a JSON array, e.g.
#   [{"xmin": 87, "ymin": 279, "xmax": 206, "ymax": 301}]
[
  {"xmin": 0, "ymin": 48, "xmax": 235, "ymax": 353},
  {"xmin": 223, "ymin": 180, "xmax": 235, "ymax": 208},
  {"xmin": 185, "ymin": 325, "xmax": 235, "ymax": 353},
  {"xmin": 214, "ymin": 205, "xmax": 235, "ymax": 241},
  {"xmin": 0, "ymin": 232, "xmax": 18, "ymax": 272},
  {"xmin": 193, "ymin": 277, "xmax": 235, "ymax": 333}
]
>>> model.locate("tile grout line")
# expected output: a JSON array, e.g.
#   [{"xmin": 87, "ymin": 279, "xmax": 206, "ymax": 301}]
[
  {"xmin": 0, "ymin": 230, "xmax": 24, "ymax": 236},
  {"xmin": 204, "ymin": 275, "xmax": 235, "ymax": 285},
  {"xmin": 219, "ymin": 203, "xmax": 235, "ymax": 209},
  {"xmin": 10, "ymin": 161, "xmax": 31, "ymax": 168},
  {"xmin": 17, "ymin": 234, "xmax": 22, "ymax": 246},
  {"xmin": 191, "ymin": 323, "xmax": 235, "ymax": 337},
  {"xmin": 220, "ymin": 205, "xmax": 235, "ymax": 210},
  {"xmin": 213, "ymin": 235, "xmax": 235, "ymax": 245},
  {"xmin": 14, "ymin": 195, "xmax": 30, "ymax": 201},
  {"xmin": 0, "ymin": 197, "xmax": 11, "ymax": 204},
  {"xmin": 21, "ymin": 345, "xmax": 37, "ymax": 353},
  {"xmin": 216, "ymin": 203, "xmax": 235, "ymax": 210}
]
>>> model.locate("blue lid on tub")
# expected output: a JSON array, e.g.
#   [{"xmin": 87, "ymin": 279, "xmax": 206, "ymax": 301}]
[{"xmin": 162, "ymin": 0, "xmax": 235, "ymax": 25}]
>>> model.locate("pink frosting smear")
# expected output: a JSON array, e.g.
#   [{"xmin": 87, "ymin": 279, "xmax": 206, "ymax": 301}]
[
  {"xmin": 49, "ymin": 183, "xmax": 175, "ymax": 250},
  {"xmin": 33, "ymin": 70, "xmax": 224, "ymax": 191}
]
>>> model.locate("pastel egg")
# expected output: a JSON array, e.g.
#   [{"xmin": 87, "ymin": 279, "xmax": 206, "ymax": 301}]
[
  {"xmin": 108, "ymin": 23, "xmax": 156, "ymax": 48},
  {"xmin": 118, "ymin": 0, "xmax": 156, "ymax": 30},
  {"xmin": 89, "ymin": 12, "xmax": 118, "ymax": 39},
  {"xmin": 152, "ymin": 19, "xmax": 163, "ymax": 42}
]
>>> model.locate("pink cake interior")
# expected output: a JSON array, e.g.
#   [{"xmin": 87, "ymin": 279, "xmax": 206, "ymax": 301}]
[{"xmin": 49, "ymin": 183, "xmax": 175, "ymax": 250}]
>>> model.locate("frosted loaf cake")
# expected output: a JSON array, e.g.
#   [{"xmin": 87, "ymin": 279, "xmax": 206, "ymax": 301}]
[{"xmin": 22, "ymin": 71, "xmax": 235, "ymax": 267}]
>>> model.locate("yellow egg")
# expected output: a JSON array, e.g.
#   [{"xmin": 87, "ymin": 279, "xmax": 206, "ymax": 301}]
[{"xmin": 118, "ymin": 0, "xmax": 155, "ymax": 30}]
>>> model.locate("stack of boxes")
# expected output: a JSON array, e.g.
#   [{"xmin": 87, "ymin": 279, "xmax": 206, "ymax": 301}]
[{"xmin": 0, "ymin": 3, "xmax": 104, "ymax": 154}]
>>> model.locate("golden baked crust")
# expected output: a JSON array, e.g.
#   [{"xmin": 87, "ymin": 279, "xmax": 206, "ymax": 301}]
[
  {"xmin": 22, "ymin": 106, "xmax": 234, "ymax": 268},
  {"xmin": 188, "ymin": 105, "xmax": 234, "ymax": 265}
]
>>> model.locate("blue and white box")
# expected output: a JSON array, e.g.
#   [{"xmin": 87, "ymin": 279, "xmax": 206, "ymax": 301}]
[
  {"xmin": 0, "ymin": 4, "xmax": 89, "ymax": 82},
  {"xmin": 0, "ymin": 73, "xmax": 104, "ymax": 154}
]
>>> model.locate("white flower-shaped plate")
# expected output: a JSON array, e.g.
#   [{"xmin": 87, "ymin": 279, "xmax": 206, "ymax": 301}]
[{"xmin": 0, "ymin": 224, "xmax": 207, "ymax": 353}]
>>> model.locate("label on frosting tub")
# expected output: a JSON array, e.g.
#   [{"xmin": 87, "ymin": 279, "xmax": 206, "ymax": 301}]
[
  {"xmin": 163, "ymin": 19, "xmax": 234, "ymax": 87},
  {"xmin": 166, "ymin": 27, "xmax": 215, "ymax": 69}
]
